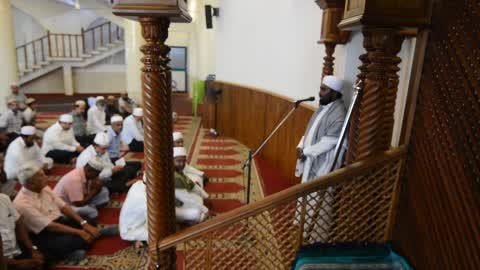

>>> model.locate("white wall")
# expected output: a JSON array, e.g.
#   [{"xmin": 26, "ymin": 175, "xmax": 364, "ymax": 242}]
[
  {"xmin": 215, "ymin": 0, "xmax": 324, "ymax": 105},
  {"xmin": 12, "ymin": 6, "xmax": 46, "ymax": 46}
]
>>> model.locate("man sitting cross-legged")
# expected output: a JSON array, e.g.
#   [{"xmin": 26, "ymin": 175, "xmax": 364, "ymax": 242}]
[
  {"xmin": 42, "ymin": 114, "xmax": 84, "ymax": 164},
  {"xmin": 13, "ymin": 162, "xmax": 117, "ymax": 262},
  {"xmin": 0, "ymin": 181, "xmax": 45, "ymax": 270},
  {"xmin": 76, "ymin": 132, "xmax": 140, "ymax": 193},
  {"xmin": 174, "ymin": 147, "xmax": 210, "ymax": 219},
  {"xmin": 122, "ymin": 108, "xmax": 144, "ymax": 152},
  {"xmin": 54, "ymin": 157, "xmax": 109, "ymax": 220},
  {"xmin": 3, "ymin": 126, "xmax": 53, "ymax": 197},
  {"xmin": 173, "ymin": 132, "xmax": 209, "ymax": 188},
  {"xmin": 119, "ymin": 176, "xmax": 208, "ymax": 249}
]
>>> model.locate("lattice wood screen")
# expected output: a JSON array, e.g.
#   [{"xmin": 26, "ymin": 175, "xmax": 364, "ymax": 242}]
[
  {"xmin": 177, "ymin": 151, "xmax": 405, "ymax": 270},
  {"xmin": 394, "ymin": 0, "xmax": 480, "ymax": 269}
]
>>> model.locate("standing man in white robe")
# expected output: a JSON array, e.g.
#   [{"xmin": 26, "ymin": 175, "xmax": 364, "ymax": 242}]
[
  {"xmin": 87, "ymin": 96, "xmax": 107, "ymax": 135},
  {"xmin": 295, "ymin": 75, "xmax": 347, "ymax": 182},
  {"xmin": 3, "ymin": 126, "xmax": 53, "ymax": 196}
]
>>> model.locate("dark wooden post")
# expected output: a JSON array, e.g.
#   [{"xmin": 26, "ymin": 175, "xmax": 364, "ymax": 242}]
[
  {"xmin": 338, "ymin": 0, "xmax": 431, "ymax": 161},
  {"xmin": 47, "ymin": 30, "xmax": 52, "ymax": 57},
  {"xmin": 315, "ymin": 0, "xmax": 350, "ymax": 77},
  {"xmin": 112, "ymin": 1, "xmax": 191, "ymax": 269},
  {"xmin": 81, "ymin": 27, "xmax": 86, "ymax": 54}
]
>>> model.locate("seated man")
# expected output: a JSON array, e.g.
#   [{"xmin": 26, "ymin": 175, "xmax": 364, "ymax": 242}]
[
  {"xmin": 72, "ymin": 100, "xmax": 95, "ymax": 147},
  {"xmin": 87, "ymin": 96, "xmax": 107, "ymax": 135},
  {"xmin": 12, "ymin": 162, "xmax": 111, "ymax": 261},
  {"xmin": 122, "ymin": 108, "xmax": 144, "ymax": 152},
  {"xmin": 0, "ymin": 99, "xmax": 24, "ymax": 145},
  {"xmin": 174, "ymin": 147, "xmax": 209, "ymax": 218},
  {"xmin": 76, "ymin": 133, "xmax": 140, "ymax": 193},
  {"xmin": 107, "ymin": 115, "xmax": 142, "ymax": 183},
  {"xmin": 6, "ymin": 82, "xmax": 28, "ymax": 110},
  {"xmin": 105, "ymin": 96, "xmax": 120, "ymax": 125},
  {"xmin": 23, "ymin": 98, "xmax": 38, "ymax": 126},
  {"xmin": 173, "ymin": 132, "xmax": 209, "ymax": 188},
  {"xmin": 54, "ymin": 157, "xmax": 109, "ymax": 220},
  {"xmin": 0, "ymin": 189, "xmax": 44, "ymax": 270},
  {"xmin": 4, "ymin": 126, "xmax": 53, "ymax": 197},
  {"xmin": 119, "ymin": 176, "xmax": 206, "ymax": 247},
  {"xmin": 42, "ymin": 114, "xmax": 84, "ymax": 164},
  {"xmin": 0, "ymin": 153, "xmax": 9, "ymax": 196},
  {"xmin": 118, "ymin": 92, "xmax": 136, "ymax": 117}
]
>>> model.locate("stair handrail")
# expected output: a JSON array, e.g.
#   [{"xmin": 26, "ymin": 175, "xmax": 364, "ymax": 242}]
[
  {"xmin": 154, "ymin": 146, "xmax": 406, "ymax": 252},
  {"xmin": 15, "ymin": 35, "xmax": 49, "ymax": 71}
]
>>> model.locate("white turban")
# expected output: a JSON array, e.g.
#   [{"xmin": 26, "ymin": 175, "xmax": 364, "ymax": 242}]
[
  {"xmin": 20, "ymin": 126, "xmax": 36, "ymax": 136},
  {"xmin": 96, "ymin": 96, "xmax": 105, "ymax": 101},
  {"xmin": 59, "ymin": 114, "xmax": 73, "ymax": 123},
  {"xmin": 75, "ymin": 100, "xmax": 86, "ymax": 106},
  {"xmin": 322, "ymin": 75, "xmax": 344, "ymax": 93},
  {"xmin": 111, "ymin": 115, "xmax": 123, "ymax": 123},
  {"xmin": 26, "ymin": 98, "xmax": 36, "ymax": 105},
  {"xmin": 173, "ymin": 132, "xmax": 183, "ymax": 142},
  {"xmin": 87, "ymin": 157, "xmax": 104, "ymax": 171},
  {"xmin": 10, "ymin": 82, "xmax": 19, "ymax": 87},
  {"xmin": 173, "ymin": 147, "xmax": 187, "ymax": 158},
  {"xmin": 93, "ymin": 132, "xmax": 109, "ymax": 146},
  {"xmin": 17, "ymin": 162, "xmax": 42, "ymax": 185},
  {"xmin": 133, "ymin": 108, "xmax": 143, "ymax": 117}
]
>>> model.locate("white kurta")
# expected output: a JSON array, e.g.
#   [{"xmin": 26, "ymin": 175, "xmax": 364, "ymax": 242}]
[
  {"xmin": 4, "ymin": 137, "xmax": 53, "ymax": 180},
  {"xmin": 23, "ymin": 107, "xmax": 36, "ymax": 125},
  {"xmin": 122, "ymin": 115, "xmax": 144, "ymax": 144},
  {"xmin": 76, "ymin": 145, "xmax": 114, "ymax": 180},
  {"xmin": 42, "ymin": 122, "xmax": 80, "ymax": 155},
  {"xmin": 119, "ymin": 181, "xmax": 206, "ymax": 242},
  {"xmin": 87, "ymin": 106, "xmax": 106, "ymax": 135},
  {"xmin": 184, "ymin": 164, "xmax": 205, "ymax": 188}
]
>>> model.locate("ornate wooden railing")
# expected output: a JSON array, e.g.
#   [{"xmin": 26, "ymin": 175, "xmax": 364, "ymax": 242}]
[
  {"xmin": 15, "ymin": 22, "xmax": 124, "ymax": 72},
  {"xmin": 154, "ymin": 147, "xmax": 406, "ymax": 269}
]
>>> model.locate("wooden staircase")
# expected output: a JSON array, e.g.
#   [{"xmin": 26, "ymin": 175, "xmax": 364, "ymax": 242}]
[{"xmin": 16, "ymin": 21, "xmax": 125, "ymax": 84}]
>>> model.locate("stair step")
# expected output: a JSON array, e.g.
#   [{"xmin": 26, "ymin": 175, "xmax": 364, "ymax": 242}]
[
  {"xmin": 39, "ymin": 61, "xmax": 51, "ymax": 66},
  {"xmin": 48, "ymin": 57, "xmax": 84, "ymax": 61},
  {"xmin": 106, "ymin": 43, "xmax": 117, "ymax": 48},
  {"xmin": 80, "ymin": 54, "xmax": 92, "ymax": 58},
  {"xmin": 31, "ymin": 64, "xmax": 42, "ymax": 69},
  {"xmin": 90, "ymin": 51, "xmax": 101, "ymax": 55},
  {"xmin": 97, "ymin": 47, "xmax": 109, "ymax": 52}
]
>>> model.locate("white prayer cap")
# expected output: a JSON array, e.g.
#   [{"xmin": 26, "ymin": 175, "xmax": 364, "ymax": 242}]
[
  {"xmin": 96, "ymin": 96, "xmax": 105, "ymax": 101},
  {"xmin": 173, "ymin": 132, "xmax": 183, "ymax": 141},
  {"xmin": 59, "ymin": 114, "xmax": 73, "ymax": 123},
  {"xmin": 26, "ymin": 98, "xmax": 36, "ymax": 105},
  {"xmin": 322, "ymin": 75, "xmax": 343, "ymax": 93},
  {"xmin": 20, "ymin": 126, "xmax": 36, "ymax": 136},
  {"xmin": 111, "ymin": 115, "xmax": 123, "ymax": 123},
  {"xmin": 10, "ymin": 82, "xmax": 19, "ymax": 87},
  {"xmin": 7, "ymin": 98, "xmax": 17, "ymax": 104},
  {"xmin": 107, "ymin": 95, "xmax": 115, "ymax": 100},
  {"xmin": 172, "ymin": 112, "xmax": 178, "ymax": 119},
  {"xmin": 173, "ymin": 147, "xmax": 187, "ymax": 158},
  {"xmin": 93, "ymin": 132, "xmax": 109, "ymax": 146},
  {"xmin": 75, "ymin": 100, "xmax": 86, "ymax": 106},
  {"xmin": 133, "ymin": 108, "xmax": 143, "ymax": 117},
  {"xmin": 87, "ymin": 156, "xmax": 104, "ymax": 171},
  {"xmin": 17, "ymin": 162, "xmax": 41, "ymax": 185}
]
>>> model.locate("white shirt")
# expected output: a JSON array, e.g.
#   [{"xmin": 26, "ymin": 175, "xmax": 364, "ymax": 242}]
[
  {"xmin": 184, "ymin": 164, "xmax": 205, "ymax": 188},
  {"xmin": 4, "ymin": 137, "xmax": 53, "ymax": 180},
  {"xmin": 87, "ymin": 105, "xmax": 106, "ymax": 135},
  {"xmin": 76, "ymin": 145, "xmax": 114, "ymax": 179},
  {"xmin": 0, "ymin": 194, "xmax": 21, "ymax": 258},
  {"xmin": 23, "ymin": 107, "xmax": 36, "ymax": 125},
  {"xmin": 0, "ymin": 110, "xmax": 23, "ymax": 134},
  {"xmin": 13, "ymin": 187, "xmax": 65, "ymax": 234},
  {"xmin": 119, "ymin": 181, "xmax": 148, "ymax": 242},
  {"xmin": 42, "ymin": 122, "xmax": 80, "ymax": 155},
  {"xmin": 122, "ymin": 115, "xmax": 144, "ymax": 144}
]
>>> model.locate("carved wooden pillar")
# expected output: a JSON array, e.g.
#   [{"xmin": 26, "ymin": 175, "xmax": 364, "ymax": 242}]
[
  {"xmin": 353, "ymin": 28, "xmax": 405, "ymax": 160},
  {"xmin": 140, "ymin": 17, "xmax": 177, "ymax": 269},
  {"xmin": 112, "ymin": 2, "xmax": 191, "ymax": 269},
  {"xmin": 339, "ymin": 0, "xmax": 430, "ymax": 161},
  {"xmin": 316, "ymin": 0, "xmax": 350, "ymax": 77}
]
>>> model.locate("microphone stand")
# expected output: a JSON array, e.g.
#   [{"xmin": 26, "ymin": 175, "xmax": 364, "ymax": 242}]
[{"xmin": 242, "ymin": 100, "xmax": 307, "ymax": 204}]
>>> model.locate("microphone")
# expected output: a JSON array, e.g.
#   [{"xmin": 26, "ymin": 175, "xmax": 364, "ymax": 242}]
[{"xmin": 295, "ymin": 96, "xmax": 315, "ymax": 107}]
